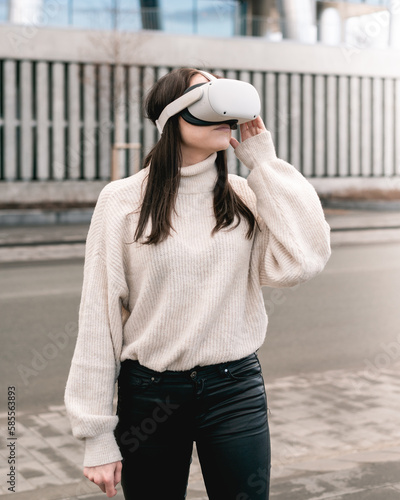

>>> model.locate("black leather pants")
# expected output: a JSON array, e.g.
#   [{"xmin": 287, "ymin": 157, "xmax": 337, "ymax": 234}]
[{"xmin": 114, "ymin": 351, "xmax": 271, "ymax": 500}]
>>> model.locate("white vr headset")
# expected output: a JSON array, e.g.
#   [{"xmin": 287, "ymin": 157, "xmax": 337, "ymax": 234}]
[{"xmin": 155, "ymin": 70, "xmax": 261, "ymax": 134}]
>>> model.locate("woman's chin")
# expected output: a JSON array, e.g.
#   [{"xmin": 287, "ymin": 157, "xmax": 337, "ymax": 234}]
[{"xmin": 213, "ymin": 139, "xmax": 231, "ymax": 152}]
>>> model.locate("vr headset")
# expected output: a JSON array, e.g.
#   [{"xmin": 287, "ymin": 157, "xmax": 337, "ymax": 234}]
[{"xmin": 155, "ymin": 70, "xmax": 261, "ymax": 134}]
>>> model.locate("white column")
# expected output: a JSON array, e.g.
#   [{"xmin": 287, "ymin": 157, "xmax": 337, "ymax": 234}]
[
  {"xmin": 389, "ymin": 0, "xmax": 400, "ymax": 49},
  {"xmin": 276, "ymin": 0, "xmax": 317, "ymax": 43},
  {"xmin": 9, "ymin": 0, "xmax": 43, "ymax": 24},
  {"xmin": 319, "ymin": 7, "xmax": 342, "ymax": 45}
]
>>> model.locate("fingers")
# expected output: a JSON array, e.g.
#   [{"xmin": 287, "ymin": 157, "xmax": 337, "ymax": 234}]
[
  {"xmin": 254, "ymin": 115, "xmax": 266, "ymax": 132},
  {"xmin": 104, "ymin": 476, "xmax": 117, "ymax": 497},
  {"xmin": 83, "ymin": 461, "xmax": 121, "ymax": 498},
  {"xmin": 114, "ymin": 460, "xmax": 122, "ymax": 487},
  {"xmin": 243, "ymin": 117, "xmax": 266, "ymax": 136},
  {"xmin": 235, "ymin": 116, "xmax": 267, "ymax": 145},
  {"xmin": 230, "ymin": 116, "xmax": 267, "ymax": 149}
]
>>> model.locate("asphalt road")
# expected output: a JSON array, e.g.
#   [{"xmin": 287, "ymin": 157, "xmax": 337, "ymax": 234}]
[{"xmin": 1, "ymin": 241, "xmax": 399, "ymax": 415}]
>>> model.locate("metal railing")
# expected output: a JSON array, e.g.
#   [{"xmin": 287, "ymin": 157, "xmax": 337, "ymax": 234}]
[
  {"xmin": 112, "ymin": 143, "xmax": 141, "ymax": 181},
  {"xmin": 0, "ymin": 59, "xmax": 399, "ymax": 182},
  {"xmin": 316, "ymin": 0, "xmax": 389, "ymax": 5}
]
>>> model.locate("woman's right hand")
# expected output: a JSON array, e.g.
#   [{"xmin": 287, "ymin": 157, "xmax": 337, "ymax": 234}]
[{"xmin": 83, "ymin": 460, "xmax": 122, "ymax": 497}]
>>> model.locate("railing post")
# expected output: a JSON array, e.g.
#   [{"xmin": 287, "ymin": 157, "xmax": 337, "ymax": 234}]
[{"xmin": 111, "ymin": 143, "xmax": 142, "ymax": 180}]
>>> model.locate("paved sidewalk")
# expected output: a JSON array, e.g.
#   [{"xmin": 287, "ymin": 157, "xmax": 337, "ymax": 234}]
[
  {"xmin": 0, "ymin": 209, "xmax": 400, "ymax": 264},
  {"xmin": 1, "ymin": 208, "xmax": 400, "ymax": 499},
  {"xmin": 1, "ymin": 361, "xmax": 400, "ymax": 499}
]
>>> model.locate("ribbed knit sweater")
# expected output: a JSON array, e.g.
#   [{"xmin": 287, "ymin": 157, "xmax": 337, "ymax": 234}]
[{"xmin": 64, "ymin": 130, "xmax": 331, "ymax": 467}]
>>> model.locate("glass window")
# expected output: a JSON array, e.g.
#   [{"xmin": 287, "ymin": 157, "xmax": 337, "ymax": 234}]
[
  {"xmin": 0, "ymin": 0, "xmax": 8, "ymax": 23},
  {"xmin": 117, "ymin": 0, "xmax": 141, "ymax": 32},
  {"xmin": 0, "ymin": 7, "xmax": 7, "ymax": 23},
  {"xmin": 160, "ymin": 0, "xmax": 238, "ymax": 36},
  {"xmin": 72, "ymin": 0, "xmax": 115, "ymax": 30},
  {"xmin": 197, "ymin": 0, "xmax": 237, "ymax": 36},
  {"xmin": 160, "ymin": 0, "xmax": 191, "ymax": 34},
  {"xmin": 42, "ymin": 0, "xmax": 70, "ymax": 27},
  {"xmin": 2, "ymin": 0, "xmax": 240, "ymax": 34},
  {"xmin": 317, "ymin": 0, "xmax": 388, "ymax": 4}
]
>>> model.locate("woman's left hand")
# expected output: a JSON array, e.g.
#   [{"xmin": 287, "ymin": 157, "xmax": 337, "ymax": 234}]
[{"xmin": 230, "ymin": 116, "xmax": 267, "ymax": 149}]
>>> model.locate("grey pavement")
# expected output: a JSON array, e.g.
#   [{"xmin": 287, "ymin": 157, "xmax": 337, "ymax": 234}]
[
  {"xmin": 0, "ymin": 208, "xmax": 400, "ymax": 264},
  {"xmin": 1, "ymin": 208, "xmax": 400, "ymax": 499},
  {"xmin": 1, "ymin": 362, "xmax": 400, "ymax": 499}
]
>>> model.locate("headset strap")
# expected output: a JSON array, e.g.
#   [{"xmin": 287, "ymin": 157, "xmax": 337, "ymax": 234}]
[
  {"xmin": 196, "ymin": 70, "xmax": 217, "ymax": 81},
  {"xmin": 155, "ymin": 86, "xmax": 203, "ymax": 134},
  {"xmin": 155, "ymin": 70, "xmax": 217, "ymax": 134}
]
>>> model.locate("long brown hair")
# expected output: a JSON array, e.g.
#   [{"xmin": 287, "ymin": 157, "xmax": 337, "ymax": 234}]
[{"xmin": 131, "ymin": 67, "xmax": 258, "ymax": 245}]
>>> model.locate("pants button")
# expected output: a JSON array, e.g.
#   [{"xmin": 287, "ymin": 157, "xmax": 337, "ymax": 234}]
[{"xmin": 190, "ymin": 371, "xmax": 197, "ymax": 379}]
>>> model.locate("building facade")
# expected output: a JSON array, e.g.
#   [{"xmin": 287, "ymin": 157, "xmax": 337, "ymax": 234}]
[
  {"xmin": 0, "ymin": 0, "xmax": 399, "ymax": 206},
  {"xmin": 1, "ymin": 0, "xmax": 398, "ymax": 48}
]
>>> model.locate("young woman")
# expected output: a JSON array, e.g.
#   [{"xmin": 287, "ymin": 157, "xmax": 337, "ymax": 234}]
[{"xmin": 64, "ymin": 67, "xmax": 331, "ymax": 499}]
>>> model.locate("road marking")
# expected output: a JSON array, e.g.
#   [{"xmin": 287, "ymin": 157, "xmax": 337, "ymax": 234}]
[
  {"xmin": 0, "ymin": 288, "xmax": 81, "ymax": 300},
  {"xmin": 322, "ymin": 265, "xmax": 400, "ymax": 275}
]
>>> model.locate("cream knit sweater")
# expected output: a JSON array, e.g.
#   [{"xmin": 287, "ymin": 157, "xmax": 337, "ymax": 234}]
[{"xmin": 64, "ymin": 131, "xmax": 331, "ymax": 467}]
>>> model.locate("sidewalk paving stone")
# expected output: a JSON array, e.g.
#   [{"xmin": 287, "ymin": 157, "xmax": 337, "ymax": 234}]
[
  {"xmin": 1, "ymin": 361, "xmax": 400, "ymax": 499},
  {"xmin": 1, "ymin": 209, "xmax": 400, "ymax": 498}
]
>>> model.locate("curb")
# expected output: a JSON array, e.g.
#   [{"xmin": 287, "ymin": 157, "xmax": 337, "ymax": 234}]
[
  {"xmin": 0, "ymin": 209, "xmax": 94, "ymax": 226},
  {"xmin": 1, "ymin": 198, "xmax": 400, "ymax": 226},
  {"xmin": 321, "ymin": 199, "xmax": 400, "ymax": 212}
]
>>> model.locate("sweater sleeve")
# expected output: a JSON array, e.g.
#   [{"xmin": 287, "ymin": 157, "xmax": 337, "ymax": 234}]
[
  {"xmin": 233, "ymin": 130, "xmax": 331, "ymax": 288},
  {"xmin": 64, "ymin": 183, "xmax": 128, "ymax": 467}
]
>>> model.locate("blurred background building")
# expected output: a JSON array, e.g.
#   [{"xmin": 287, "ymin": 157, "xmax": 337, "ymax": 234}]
[
  {"xmin": 0, "ymin": 0, "xmax": 399, "ymax": 212},
  {"xmin": 1, "ymin": 0, "xmax": 399, "ymax": 48}
]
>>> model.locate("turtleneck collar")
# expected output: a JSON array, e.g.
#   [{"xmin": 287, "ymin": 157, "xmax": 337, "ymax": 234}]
[{"xmin": 178, "ymin": 152, "xmax": 218, "ymax": 194}]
